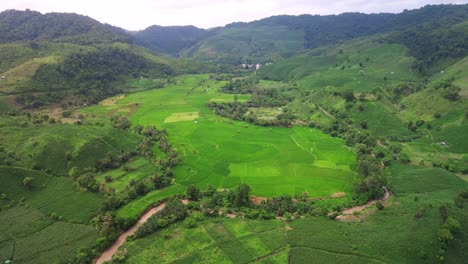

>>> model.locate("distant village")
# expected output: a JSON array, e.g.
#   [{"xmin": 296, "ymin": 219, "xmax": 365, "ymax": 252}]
[{"xmin": 240, "ymin": 63, "xmax": 272, "ymax": 70}]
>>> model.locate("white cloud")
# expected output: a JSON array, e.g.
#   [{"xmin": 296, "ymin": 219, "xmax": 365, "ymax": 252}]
[{"xmin": 0, "ymin": 0, "xmax": 466, "ymax": 30}]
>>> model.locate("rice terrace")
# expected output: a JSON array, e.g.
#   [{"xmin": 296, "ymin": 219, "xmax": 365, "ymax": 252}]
[{"xmin": 0, "ymin": 2, "xmax": 467, "ymax": 264}]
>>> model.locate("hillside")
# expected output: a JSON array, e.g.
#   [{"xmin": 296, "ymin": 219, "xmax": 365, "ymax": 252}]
[
  {"xmin": 0, "ymin": 9, "xmax": 130, "ymax": 44},
  {"xmin": 0, "ymin": 41, "xmax": 216, "ymax": 110},
  {"xmin": 132, "ymin": 25, "xmax": 209, "ymax": 55},
  {"xmin": 179, "ymin": 4, "xmax": 468, "ymax": 64}
]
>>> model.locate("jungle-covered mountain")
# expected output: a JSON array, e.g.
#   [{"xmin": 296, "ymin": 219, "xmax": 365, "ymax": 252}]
[
  {"xmin": 131, "ymin": 25, "xmax": 209, "ymax": 55},
  {"xmin": 179, "ymin": 4, "xmax": 468, "ymax": 64},
  {"xmin": 0, "ymin": 9, "xmax": 131, "ymax": 44}
]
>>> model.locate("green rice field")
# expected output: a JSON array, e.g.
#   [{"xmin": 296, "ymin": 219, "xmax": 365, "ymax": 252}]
[{"xmin": 81, "ymin": 74, "xmax": 358, "ymax": 218}]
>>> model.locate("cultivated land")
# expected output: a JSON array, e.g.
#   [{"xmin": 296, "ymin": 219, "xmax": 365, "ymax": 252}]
[
  {"xmin": 80, "ymin": 74, "xmax": 357, "ymax": 218},
  {"xmin": 0, "ymin": 167, "xmax": 102, "ymax": 263},
  {"xmin": 118, "ymin": 163, "xmax": 468, "ymax": 263},
  {"xmin": 0, "ymin": 6, "xmax": 467, "ymax": 263}
]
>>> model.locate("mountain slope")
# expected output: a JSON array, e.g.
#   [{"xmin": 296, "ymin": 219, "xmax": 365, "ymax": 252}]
[
  {"xmin": 181, "ymin": 4, "xmax": 468, "ymax": 64},
  {"xmin": 0, "ymin": 9, "xmax": 131, "ymax": 44},
  {"xmin": 132, "ymin": 25, "xmax": 208, "ymax": 56}
]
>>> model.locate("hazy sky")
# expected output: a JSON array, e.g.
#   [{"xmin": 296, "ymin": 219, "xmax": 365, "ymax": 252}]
[{"xmin": 1, "ymin": 0, "xmax": 467, "ymax": 30}]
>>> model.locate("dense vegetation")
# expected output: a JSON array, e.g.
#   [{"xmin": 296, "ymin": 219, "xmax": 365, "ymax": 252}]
[
  {"xmin": 17, "ymin": 47, "xmax": 173, "ymax": 107},
  {"xmin": 180, "ymin": 4, "xmax": 468, "ymax": 64},
  {"xmin": 132, "ymin": 25, "xmax": 208, "ymax": 55},
  {"xmin": 0, "ymin": 9, "xmax": 130, "ymax": 44}
]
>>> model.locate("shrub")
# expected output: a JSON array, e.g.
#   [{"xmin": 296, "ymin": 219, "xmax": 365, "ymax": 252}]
[
  {"xmin": 184, "ymin": 217, "xmax": 197, "ymax": 228},
  {"xmin": 186, "ymin": 185, "xmax": 200, "ymax": 201},
  {"xmin": 375, "ymin": 201, "xmax": 384, "ymax": 210},
  {"xmin": 23, "ymin": 177, "xmax": 34, "ymax": 189}
]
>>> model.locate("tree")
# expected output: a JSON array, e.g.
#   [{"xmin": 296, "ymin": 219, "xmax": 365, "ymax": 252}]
[
  {"xmin": 342, "ymin": 89, "xmax": 355, "ymax": 102},
  {"xmin": 135, "ymin": 181, "xmax": 147, "ymax": 196},
  {"xmin": 205, "ymin": 185, "xmax": 216, "ymax": 197},
  {"xmin": 439, "ymin": 206, "xmax": 448, "ymax": 222},
  {"xmin": 360, "ymin": 120, "xmax": 368, "ymax": 129},
  {"xmin": 232, "ymin": 184, "xmax": 251, "ymax": 208},
  {"xmin": 186, "ymin": 185, "xmax": 200, "ymax": 201},
  {"xmin": 23, "ymin": 177, "xmax": 34, "ymax": 189},
  {"xmin": 442, "ymin": 85, "xmax": 461, "ymax": 101}
]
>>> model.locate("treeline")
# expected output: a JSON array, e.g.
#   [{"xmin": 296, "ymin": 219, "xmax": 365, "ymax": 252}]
[
  {"xmin": 0, "ymin": 9, "xmax": 130, "ymax": 44},
  {"xmin": 18, "ymin": 47, "xmax": 173, "ymax": 107},
  {"xmin": 134, "ymin": 182, "xmax": 369, "ymax": 241}
]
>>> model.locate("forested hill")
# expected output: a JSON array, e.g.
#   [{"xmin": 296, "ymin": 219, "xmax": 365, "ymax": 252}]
[
  {"xmin": 0, "ymin": 9, "xmax": 131, "ymax": 44},
  {"xmin": 178, "ymin": 4, "xmax": 468, "ymax": 64},
  {"xmin": 242, "ymin": 4, "xmax": 468, "ymax": 49},
  {"xmin": 132, "ymin": 25, "xmax": 208, "ymax": 56}
]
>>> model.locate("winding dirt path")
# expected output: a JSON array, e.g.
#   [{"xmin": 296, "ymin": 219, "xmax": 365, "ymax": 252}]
[
  {"xmin": 95, "ymin": 199, "xmax": 190, "ymax": 264},
  {"xmin": 336, "ymin": 187, "xmax": 390, "ymax": 220},
  {"xmin": 94, "ymin": 202, "xmax": 168, "ymax": 264}
]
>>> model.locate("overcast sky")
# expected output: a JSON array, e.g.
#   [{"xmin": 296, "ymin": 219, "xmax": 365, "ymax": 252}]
[{"xmin": 1, "ymin": 0, "xmax": 467, "ymax": 30}]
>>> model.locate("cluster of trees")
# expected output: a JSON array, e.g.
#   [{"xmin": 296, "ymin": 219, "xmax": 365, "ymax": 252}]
[
  {"xmin": 98, "ymin": 124, "xmax": 178, "ymax": 212},
  {"xmin": 211, "ymin": 83, "xmax": 295, "ymax": 127},
  {"xmin": 326, "ymin": 117, "xmax": 391, "ymax": 201},
  {"xmin": 250, "ymin": 88, "xmax": 292, "ymax": 107},
  {"xmin": 21, "ymin": 47, "xmax": 173, "ymax": 107},
  {"xmin": 220, "ymin": 77, "xmax": 259, "ymax": 94},
  {"xmin": 134, "ymin": 199, "xmax": 188, "ymax": 238},
  {"xmin": 133, "ymin": 125, "xmax": 178, "ymax": 168},
  {"xmin": 433, "ymin": 158, "xmax": 468, "ymax": 174},
  {"xmin": 435, "ymin": 79, "xmax": 462, "ymax": 101},
  {"xmin": 185, "ymin": 184, "xmax": 361, "ymax": 220},
  {"xmin": 209, "ymin": 102, "xmax": 295, "ymax": 127}
]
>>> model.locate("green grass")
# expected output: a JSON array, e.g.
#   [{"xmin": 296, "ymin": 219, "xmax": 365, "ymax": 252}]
[
  {"xmin": 0, "ymin": 96, "xmax": 14, "ymax": 113},
  {"xmin": 80, "ymin": 74, "xmax": 358, "ymax": 218}
]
